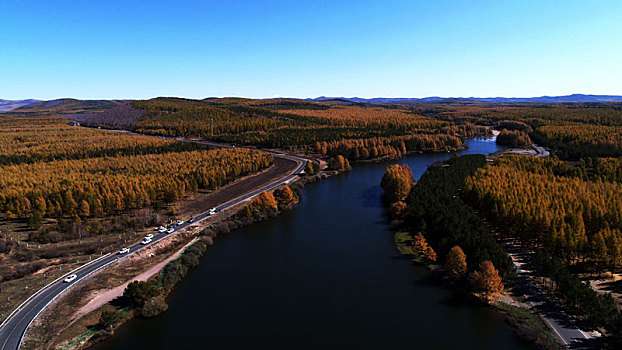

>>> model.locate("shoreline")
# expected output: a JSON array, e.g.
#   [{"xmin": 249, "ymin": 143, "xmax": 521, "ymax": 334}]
[{"xmin": 392, "ymin": 231, "xmax": 565, "ymax": 349}]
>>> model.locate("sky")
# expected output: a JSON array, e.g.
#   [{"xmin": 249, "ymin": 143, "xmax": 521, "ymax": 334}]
[{"xmin": 1, "ymin": 0, "xmax": 621, "ymax": 100}]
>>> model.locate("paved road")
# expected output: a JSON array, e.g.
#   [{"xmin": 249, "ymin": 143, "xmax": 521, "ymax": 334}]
[
  {"xmin": 505, "ymin": 239, "xmax": 589, "ymax": 346},
  {"xmin": 0, "ymin": 135, "xmax": 306, "ymax": 350},
  {"xmin": 532, "ymin": 144, "xmax": 550, "ymax": 157}
]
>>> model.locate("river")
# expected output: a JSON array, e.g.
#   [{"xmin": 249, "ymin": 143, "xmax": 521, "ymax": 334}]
[{"xmin": 91, "ymin": 137, "xmax": 527, "ymax": 350}]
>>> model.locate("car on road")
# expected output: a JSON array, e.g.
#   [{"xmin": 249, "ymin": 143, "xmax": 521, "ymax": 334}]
[
  {"xmin": 177, "ymin": 220, "xmax": 185, "ymax": 225},
  {"xmin": 157, "ymin": 226, "xmax": 166, "ymax": 233},
  {"xmin": 166, "ymin": 228, "xmax": 174, "ymax": 234},
  {"xmin": 141, "ymin": 237, "xmax": 152, "ymax": 245},
  {"xmin": 118, "ymin": 247, "xmax": 130, "ymax": 254},
  {"xmin": 188, "ymin": 217, "xmax": 195, "ymax": 223},
  {"xmin": 145, "ymin": 233, "xmax": 154, "ymax": 239},
  {"xmin": 63, "ymin": 274, "xmax": 78, "ymax": 283},
  {"xmin": 209, "ymin": 207, "xmax": 217, "ymax": 215}
]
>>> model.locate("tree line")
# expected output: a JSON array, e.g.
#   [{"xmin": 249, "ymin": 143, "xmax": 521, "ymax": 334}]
[
  {"xmin": 496, "ymin": 129, "xmax": 531, "ymax": 147},
  {"xmin": 0, "ymin": 149, "xmax": 273, "ymax": 229},
  {"xmin": 85, "ymin": 97, "xmax": 491, "ymax": 159},
  {"xmin": 0, "ymin": 115, "xmax": 192, "ymax": 165},
  {"xmin": 315, "ymin": 133, "xmax": 463, "ymax": 161}
]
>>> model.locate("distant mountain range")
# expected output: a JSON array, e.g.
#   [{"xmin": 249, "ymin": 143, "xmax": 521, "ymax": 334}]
[
  {"xmin": 308, "ymin": 94, "xmax": 622, "ymax": 104},
  {"xmin": 2, "ymin": 94, "xmax": 622, "ymax": 113},
  {"xmin": 0, "ymin": 99, "xmax": 41, "ymax": 112}
]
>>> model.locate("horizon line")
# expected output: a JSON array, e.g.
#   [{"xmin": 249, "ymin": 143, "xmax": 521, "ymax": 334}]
[{"xmin": 4, "ymin": 92, "xmax": 622, "ymax": 102}]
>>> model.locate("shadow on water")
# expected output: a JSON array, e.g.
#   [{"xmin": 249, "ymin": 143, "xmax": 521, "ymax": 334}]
[
  {"xmin": 359, "ymin": 184, "xmax": 384, "ymax": 209},
  {"xmin": 90, "ymin": 138, "xmax": 527, "ymax": 350}
]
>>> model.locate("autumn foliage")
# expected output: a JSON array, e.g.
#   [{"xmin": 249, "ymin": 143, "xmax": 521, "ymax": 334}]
[
  {"xmin": 464, "ymin": 155, "xmax": 622, "ymax": 268},
  {"xmin": 445, "ymin": 246, "xmax": 468, "ymax": 279},
  {"xmin": 388, "ymin": 201, "xmax": 407, "ymax": 218},
  {"xmin": 0, "ymin": 115, "xmax": 273, "ymax": 230},
  {"xmin": 243, "ymin": 191, "xmax": 278, "ymax": 220},
  {"xmin": 273, "ymin": 185, "xmax": 297, "ymax": 209},
  {"xmin": 411, "ymin": 233, "xmax": 437, "ymax": 263},
  {"xmin": 470, "ymin": 260, "xmax": 504, "ymax": 299},
  {"xmin": 381, "ymin": 164, "xmax": 415, "ymax": 203},
  {"xmin": 328, "ymin": 155, "xmax": 351, "ymax": 172},
  {"xmin": 496, "ymin": 129, "xmax": 531, "ymax": 147}
]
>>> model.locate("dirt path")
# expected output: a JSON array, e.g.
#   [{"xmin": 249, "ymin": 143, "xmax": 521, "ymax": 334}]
[
  {"xmin": 179, "ymin": 156, "xmax": 297, "ymax": 216},
  {"xmin": 73, "ymin": 238, "xmax": 198, "ymax": 320}
]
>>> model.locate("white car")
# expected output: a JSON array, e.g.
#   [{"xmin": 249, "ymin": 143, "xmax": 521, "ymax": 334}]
[
  {"xmin": 177, "ymin": 220, "xmax": 185, "ymax": 225},
  {"xmin": 158, "ymin": 226, "xmax": 167, "ymax": 233},
  {"xmin": 118, "ymin": 247, "xmax": 130, "ymax": 255},
  {"xmin": 145, "ymin": 233, "xmax": 154, "ymax": 239},
  {"xmin": 166, "ymin": 228, "xmax": 174, "ymax": 234},
  {"xmin": 63, "ymin": 274, "xmax": 78, "ymax": 283},
  {"xmin": 141, "ymin": 237, "xmax": 152, "ymax": 245}
]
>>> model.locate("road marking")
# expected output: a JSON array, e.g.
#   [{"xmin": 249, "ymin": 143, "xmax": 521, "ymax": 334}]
[
  {"xmin": 18, "ymin": 258, "xmax": 119, "ymax": 349},
  {"xmin": 0, "ymin": 253, "xmax": 111, "ymax": 331}
]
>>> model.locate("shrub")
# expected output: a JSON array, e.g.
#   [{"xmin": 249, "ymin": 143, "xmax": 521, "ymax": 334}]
[
  {"xmin": 97, "ymin": 310, "xmax": 121, "ymax": 331},
  {"xmin": 123, "ymin": 281, "xmax": 160, "ymax": 308},
  {"xmin": 160, "ymin": 240, "xmax": 208, "ymax": 291},
  {"xmin": 139, "ymin": 296, "xmax": 168, "ymax": 318}
]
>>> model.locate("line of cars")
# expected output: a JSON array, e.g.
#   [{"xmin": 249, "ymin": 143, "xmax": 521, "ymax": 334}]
[{"xmin": 64, "ymin": 209, "xmax": 219, "ymax": 284}]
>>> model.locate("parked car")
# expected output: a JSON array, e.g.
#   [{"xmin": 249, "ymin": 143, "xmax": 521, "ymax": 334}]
[
  {"xmin": 141, "ymin": 237, "xmax": 152, "ymax": 245},
  {"xmin": 166, "ymin": 228, "xmax": 174, "ymax": 234},
  {"xmin": 118, "ymin": 247, "xmax": 130, "ymax": 254},
  {"xmin": 145, "ymin": 233, "xmax": 154, "ymax": 239},
  {"xmin": 63, "ymin": 274, "xmax": 78, "ymax": 283},
  {"xmin": 177, "ymin": 220, "xmax": 185, "ymax": 225},
  {"xmin": 188, "ymin": 217, "xmax": 195, "ymax": 223},
  {"xmin": 157, "ymin": 226, "xmax": 166, "ymax": 233}
]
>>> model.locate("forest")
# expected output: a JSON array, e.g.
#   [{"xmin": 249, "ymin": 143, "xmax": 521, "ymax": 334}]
[
  {"xmin": 0, "ymin": 116, "xmax": 272, "ymax": 228},
  {"xmin": 77, "ymin": 97, "xmax": 622, "ymax": 163},
  {"xmin": 463, "ymin": 155, "xmax": 622, "ymax": 345},
  {"xmin": 0, "ymin": 115, "xmax": 200, "ymax": 165},
  {"xmin": 82, "ymin": 98, "xmax": 488, "ymax": 154},
  {"xmin": 464, "ymin": 155, "xmax": 622, "ymax": 269}
]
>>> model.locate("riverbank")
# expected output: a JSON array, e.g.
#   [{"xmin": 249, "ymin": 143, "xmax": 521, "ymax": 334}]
[{"xmin": 394, "ymin": 231, "xmax": 564, "ymax": 350}]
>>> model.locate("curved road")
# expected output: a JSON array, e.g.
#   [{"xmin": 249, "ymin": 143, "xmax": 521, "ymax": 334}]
[{"xmin": 0, "ymin": 135, "xmax": 306, "ymax": 350}]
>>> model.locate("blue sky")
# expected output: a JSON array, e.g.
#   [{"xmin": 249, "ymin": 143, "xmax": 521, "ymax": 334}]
[{"xmin": 1, "ymin": 0, "xmax": 621, "ymax": 100}]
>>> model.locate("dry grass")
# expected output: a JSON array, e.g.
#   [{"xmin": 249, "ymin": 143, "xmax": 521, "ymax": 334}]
[{"xmin": 21, "ymin": 228, "xmax": 199, "ymax": 349}]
